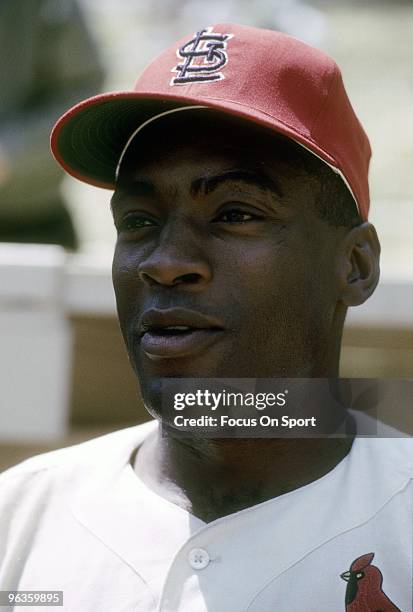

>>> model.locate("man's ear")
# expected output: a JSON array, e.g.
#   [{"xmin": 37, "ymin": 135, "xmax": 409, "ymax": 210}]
[{"xmin": 337, "ymin": 222, "xmax": 381, "ymax": 306}]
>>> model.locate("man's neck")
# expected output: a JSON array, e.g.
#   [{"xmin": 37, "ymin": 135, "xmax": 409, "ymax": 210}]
[{"xmin": 133, "ymin": 427, "xmax": 354, "ymax": 523}]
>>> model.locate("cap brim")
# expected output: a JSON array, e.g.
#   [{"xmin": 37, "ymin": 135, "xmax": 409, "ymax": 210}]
[
  {"xmin": 51, "ymin": 91, "xmax": 340, "ymax": 191},
  {"xmin": 51, "ymin": 93, "xmax": 188, "ymax": 189}
]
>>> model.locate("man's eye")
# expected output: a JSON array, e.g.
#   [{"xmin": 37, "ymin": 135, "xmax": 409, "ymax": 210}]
[
  {"xmin": 214, "ymin": 209, "xmax": 260, "ymax": 224},
  {"xmin": 118, "ymin": 214, "xmax": 157, "ymax": 232}
]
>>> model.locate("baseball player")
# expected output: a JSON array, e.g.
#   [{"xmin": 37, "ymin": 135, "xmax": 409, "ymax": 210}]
[{"xmin": 0, "ymin": 24, "xmax": 411, "ymax": 611}]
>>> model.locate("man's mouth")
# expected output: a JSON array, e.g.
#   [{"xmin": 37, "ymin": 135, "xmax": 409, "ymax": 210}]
[{"xmin": 138, "ymin": 308, "xmax": 224, "ymax": 360}]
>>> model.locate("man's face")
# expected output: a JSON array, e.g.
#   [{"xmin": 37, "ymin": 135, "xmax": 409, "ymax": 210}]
[{"xmin": 111, "ymin": 111, "xmax": 346, "ymax": 414}]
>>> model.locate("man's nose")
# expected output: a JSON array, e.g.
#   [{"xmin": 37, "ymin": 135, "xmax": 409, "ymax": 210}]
[{"xmin": 137, "ymin": 222, "xmax": 212, "ymax": 288}]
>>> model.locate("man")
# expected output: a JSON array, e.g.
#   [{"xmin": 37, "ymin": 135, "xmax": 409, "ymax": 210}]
[{"xmin": 0, "ymin": 24, "xmax": 411, "ymax": 611}]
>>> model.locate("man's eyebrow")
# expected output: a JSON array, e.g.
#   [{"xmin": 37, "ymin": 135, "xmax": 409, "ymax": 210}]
[
  {"xmin": 110, "ymin": 169, "xmax": 284, "ymax": 212},
  {"xmin": 190, "ymin": 169, "xmax": 284, "ymax": 199},
  {"xmin": 110, "ymin": 180, "xmax": 155, "ymax": 210}
]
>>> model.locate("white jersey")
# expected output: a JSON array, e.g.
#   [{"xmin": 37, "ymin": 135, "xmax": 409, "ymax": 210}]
[{"xmin": 0, "ymin": 420, "xmax": 412, "ymax": 611}]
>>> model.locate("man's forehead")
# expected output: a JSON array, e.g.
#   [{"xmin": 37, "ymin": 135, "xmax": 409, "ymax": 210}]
[
  {"xmin": 117, "ymin": 109, "xmax": 309, "ymax": 180},
  {"xmin": 112, "ymin": 128, "xmax": 312, "ymax": 217}
]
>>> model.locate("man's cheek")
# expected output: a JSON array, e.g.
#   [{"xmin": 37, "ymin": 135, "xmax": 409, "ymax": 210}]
[{"xmin": 112, "ymin": 272, "xmax": 142, "ymax": 347}]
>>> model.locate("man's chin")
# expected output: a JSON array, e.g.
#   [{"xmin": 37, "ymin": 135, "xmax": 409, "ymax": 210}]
[
  {"xmin": 133, "ymin": 348, "xmax": 224, "ymax": 379},
  {"xmin": 138, "ymin": 375, "xmax": 184, "ymax": 423}
]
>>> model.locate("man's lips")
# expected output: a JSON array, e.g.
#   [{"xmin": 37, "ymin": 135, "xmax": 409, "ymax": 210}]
[{"xmin": 138, "ymin": 307, "xmax": 225, "ymax": 360}]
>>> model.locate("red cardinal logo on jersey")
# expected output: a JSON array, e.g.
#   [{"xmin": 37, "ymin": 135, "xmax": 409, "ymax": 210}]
[{"xmin": 341, "ymin": 553, "xmax": 401, "ymax": 611}]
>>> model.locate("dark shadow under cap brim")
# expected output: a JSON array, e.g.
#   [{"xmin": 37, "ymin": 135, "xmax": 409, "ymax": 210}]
[
  {"xmin": 50, "ymin": 93, "xmax": 197, "ymax": 189},
  {"xmin": 51, "ymin": 90, "xmax": 352, "ymax": 210}
]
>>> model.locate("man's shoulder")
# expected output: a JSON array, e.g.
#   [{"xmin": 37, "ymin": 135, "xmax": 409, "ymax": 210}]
[{"xmin": 0, "ymin": 419, "xmax": 157, "ymax": 487}]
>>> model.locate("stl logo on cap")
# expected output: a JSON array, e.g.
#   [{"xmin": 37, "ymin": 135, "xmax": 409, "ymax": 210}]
[{"xmin": 171, "ymin": 26, "xmax": 233, "ymax": 86}]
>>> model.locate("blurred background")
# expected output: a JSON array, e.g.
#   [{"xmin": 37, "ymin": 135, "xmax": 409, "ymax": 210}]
[{"xmin": 1, "ymin": 0, "xmax": 412, "ymax": 470}]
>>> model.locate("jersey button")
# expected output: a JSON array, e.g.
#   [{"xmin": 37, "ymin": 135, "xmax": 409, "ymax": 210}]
[{"xmin": 188, "ymin": 547, "xmax": 210, "ymax": 570}]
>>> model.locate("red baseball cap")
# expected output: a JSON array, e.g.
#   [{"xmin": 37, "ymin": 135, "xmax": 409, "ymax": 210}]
[{"xmin": 51, "ymin": 23, "xmax": 371, "ymax": 220}]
